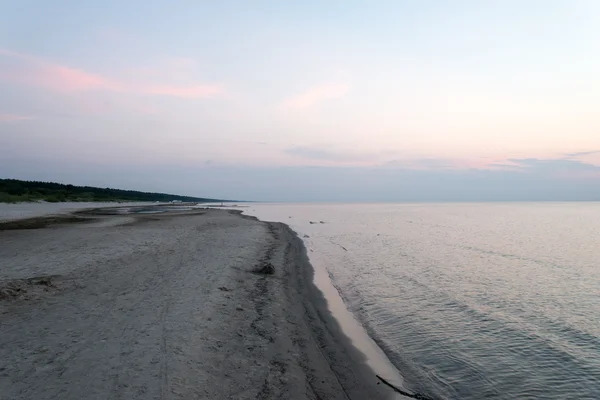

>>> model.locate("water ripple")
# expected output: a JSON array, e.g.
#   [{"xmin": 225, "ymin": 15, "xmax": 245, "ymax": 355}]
[{"xmin": 251, "ymin": 203, "xmax": 600, "ymax": 399}]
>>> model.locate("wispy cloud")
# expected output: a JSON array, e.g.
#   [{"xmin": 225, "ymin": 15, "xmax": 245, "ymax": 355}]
[
  {"xmin": 508, "ymin": 158, "xmax": 600, "ymax": 171},
  {"xmin": 283, "ymin": 145, "xmax": 600, "ymax": 176},
  {"xmin": 0, "ymin": 49, "xmax": 121, "ymax": 92},
  {"xmin": 0, "ymin": 113, "xmax": 34, "ymax": 122},
  {"xmin": 502, "ymin": 158, "xmax": 600, "ymax": 179},
  {"xmin": 281, "ymin": 81, "xmax": 350, "ymax": 110},
  {"xmin": 563, "ymin": 150, "xmax": 600, "ymax": 158},
  {"xmin": 0, "ymin": 48, "xmax": 223, "ymax": 100}
]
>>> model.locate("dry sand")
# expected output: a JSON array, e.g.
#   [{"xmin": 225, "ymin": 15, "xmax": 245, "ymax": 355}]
[{"xmin": 0, "ymin": 208, "xmax": 395, "ymax": 399}]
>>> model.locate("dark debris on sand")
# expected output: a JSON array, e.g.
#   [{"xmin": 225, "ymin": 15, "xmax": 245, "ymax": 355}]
[
  {"xmin": 252, "ymin": 262, "xmax": 275, "ymax": 275},
  {"xmin": 0, "ymin": 275, "xmax": 60, "ymax": 300}
]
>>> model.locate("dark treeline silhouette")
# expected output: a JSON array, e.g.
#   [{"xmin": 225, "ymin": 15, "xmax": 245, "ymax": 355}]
[{"xmin": 0, "ymin": 179, "xmax": 224, "ymax": 203}]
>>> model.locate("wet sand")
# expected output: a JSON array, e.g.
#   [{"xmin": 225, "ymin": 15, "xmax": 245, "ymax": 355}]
[
  {"xmin": 0, "ymin": 202, "xmax": 152, "ymax": 222},
  {"xmin": 0, "ymin": 208, "xmax": 397, "ymax": 399}
]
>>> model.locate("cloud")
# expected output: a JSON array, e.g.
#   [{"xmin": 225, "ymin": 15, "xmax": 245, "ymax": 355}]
[
  {"xmin": 563, "ymin": 150, "xmax": 600, "ymax": 158},
  {"xmin": 0, "ymin": 48, "xmax": 222, "ymax": 100},
  {"xmin": 508, "ymin": 158, "xmax": 600, "ymax": 171},
  {"xmin": 0, "ymin": 113, "xmax": 34, "ymax": 122},
  {"xmin": 281, "ymin": 82, "xmax": 350, "ymax": 109},
  {"xmin": 282, "ymin": 146, "xmax": 600, "ymax": 178},
  {"xmin": 504, "ymin": 158, "xmax": 600, "ymax": 179},
  {"xmin": 0, "ymin": 49, "xmax": 121, "ymax": 92}
]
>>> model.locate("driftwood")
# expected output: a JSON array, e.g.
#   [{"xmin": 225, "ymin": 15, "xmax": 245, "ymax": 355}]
[{"xmin": 376, "ymin": 375, "xmax": 436, "ymax": 400}]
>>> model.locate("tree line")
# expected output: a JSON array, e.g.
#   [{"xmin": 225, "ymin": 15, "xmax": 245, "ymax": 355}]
[{"xmin": 0, "ymin": 179, "xmax": 224, "ymax": 203}]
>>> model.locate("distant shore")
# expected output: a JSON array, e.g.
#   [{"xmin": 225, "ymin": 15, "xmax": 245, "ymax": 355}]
[
  {"xmin": 0, "ymin": 207, "xmax": 397, "ymax": 399},
  {"xmin": 0, "ymin": 178, "xmax": 224, "ymax": 204}
]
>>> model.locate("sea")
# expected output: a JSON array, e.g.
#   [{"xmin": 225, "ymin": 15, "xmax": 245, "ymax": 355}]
[{"xmin": 246, "ymin": 202, "xmax": 600, "ymax": 400}]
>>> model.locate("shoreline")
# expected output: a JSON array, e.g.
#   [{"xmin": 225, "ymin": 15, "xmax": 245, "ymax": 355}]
[
  {"xmin": 261, "ymin": 219, "xmax": 396, "ymax": 399},
  {"xmin": 0, "ymin": 207, "xmax": 402, "ymax": 399},
  {"xmin": 238, "ymin": 210, "xmax": 423, "ymax": 400}
]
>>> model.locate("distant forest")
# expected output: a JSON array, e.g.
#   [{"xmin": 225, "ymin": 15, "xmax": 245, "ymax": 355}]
[{"xmin": 0, "ymin": 179, "xmax": 224, "ymax": 203}]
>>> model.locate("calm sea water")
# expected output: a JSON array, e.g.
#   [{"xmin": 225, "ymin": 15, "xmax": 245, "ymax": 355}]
[{"xmin": 247, "ymin": 203, "xmax": 600, "ymax": 400}]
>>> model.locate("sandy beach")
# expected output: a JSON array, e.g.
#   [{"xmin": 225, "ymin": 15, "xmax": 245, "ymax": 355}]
[{"xmin": 0, "ymin": 207, "xmax": 394, "ymax": 399}]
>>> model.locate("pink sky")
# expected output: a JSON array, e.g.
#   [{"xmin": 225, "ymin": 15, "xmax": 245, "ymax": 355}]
[
  {"xmin": 1, "ymin": 45, "xmax": 599, "ymax": 171},
  {"xmin": 1, "ymin": 0, "xmax": 600, "ymax": 200}
]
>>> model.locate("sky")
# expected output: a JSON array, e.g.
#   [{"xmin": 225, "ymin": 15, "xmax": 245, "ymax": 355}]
[{"xmin": 1, "ymin": 0, "xmax": 600, "ymax": 201}]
